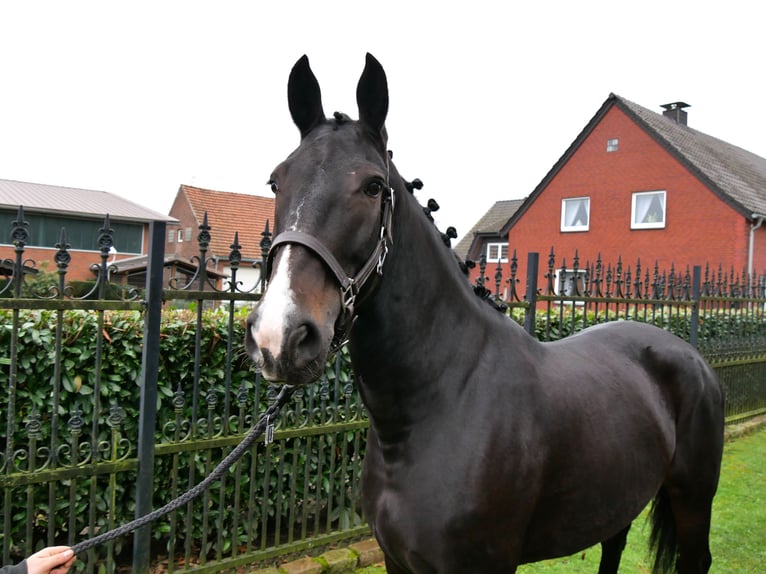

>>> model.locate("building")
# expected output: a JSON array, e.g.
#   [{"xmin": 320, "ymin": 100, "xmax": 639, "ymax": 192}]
[
  {"xmin": 471, "ymin": 94, "xmax": 766, "ymax": 295},
  {"xmin": 166, "ymin": 184, "xmax": 274, "ymax": 293},
  {"xmin": 0, "ymin": 179, "xmax": 175, "ymax": 282}
]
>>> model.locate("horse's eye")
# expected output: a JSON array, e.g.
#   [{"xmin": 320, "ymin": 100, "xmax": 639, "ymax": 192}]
[
  {"xmin": 267, "ymin": 179, "xmax": 279, "ymax": 194},
  {"xmin": 364, "ymin": 180, "xmax": 384, "ymax": 198}
]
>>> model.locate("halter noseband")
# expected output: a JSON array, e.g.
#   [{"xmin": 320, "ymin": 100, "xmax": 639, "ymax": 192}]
[{"xmin": 265, "ymin": 186, "xmax": 395, "ymax": 351}]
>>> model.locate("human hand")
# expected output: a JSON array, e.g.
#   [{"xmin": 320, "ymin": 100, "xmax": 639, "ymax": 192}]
[{"xmin": 24, "ymin": 547, "xmax": 76, "ymax": 574}]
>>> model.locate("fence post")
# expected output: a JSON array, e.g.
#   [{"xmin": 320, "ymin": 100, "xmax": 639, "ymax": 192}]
[
  {"xmin": 690, "ymin": 264, "xmax": 701, "ymax": 348},
  {"xmin": 133, "ymin": 220, "xmax": 167, "ymax": 573},
  {"xmin": 524, "ymin": 252, "xmax": 539, "ymax": 336}
]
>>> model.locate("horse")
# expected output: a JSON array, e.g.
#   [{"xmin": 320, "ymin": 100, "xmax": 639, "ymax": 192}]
[{"xmin": 245, "ymin": 53, "xmax": 725, "ymax": 574}]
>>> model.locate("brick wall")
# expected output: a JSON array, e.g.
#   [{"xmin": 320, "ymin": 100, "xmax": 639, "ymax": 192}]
[
  {"xmin": 165, "ymin": 191, "xmax": 197, "ymax": 260},
  {"xmin": 4, "ymin": 246, "xmax": 146, "ymax": 283}
]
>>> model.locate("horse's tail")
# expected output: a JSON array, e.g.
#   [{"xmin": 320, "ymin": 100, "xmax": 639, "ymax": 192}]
[{"xmin": 648, "ymin": 485, "xmax": 678, "ymax": 574}]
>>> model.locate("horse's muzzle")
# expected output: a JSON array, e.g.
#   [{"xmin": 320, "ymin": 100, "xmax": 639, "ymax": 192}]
[{"xmin": 245, "ymin": 304, "xmax": 332, "ymax": 386}]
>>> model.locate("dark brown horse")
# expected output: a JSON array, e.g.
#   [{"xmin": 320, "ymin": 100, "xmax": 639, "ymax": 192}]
[{"xmin": 245, "ymin": 54, "xmax": 724, "ymax": 573}]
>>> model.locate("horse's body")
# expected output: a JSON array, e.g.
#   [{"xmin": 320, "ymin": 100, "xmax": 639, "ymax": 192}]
[{"xmin": 246, "ymin": 54, "xmax": 724, "ymax": 573}]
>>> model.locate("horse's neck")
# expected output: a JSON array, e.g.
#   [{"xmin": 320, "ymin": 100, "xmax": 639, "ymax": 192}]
[{"xmin": 349, "ymin": 187, "xmax": 493, "ymax": 438}]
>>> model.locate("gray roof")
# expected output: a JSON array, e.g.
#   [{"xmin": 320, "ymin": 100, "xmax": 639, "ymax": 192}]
[
  {"xmin": 454, "ymin": 199, "xmax": 525, "ymax": 259},
  {"xmin": 614, "ymin": 95, "xmax": 766, "ymax": 217},
  {"xmin": 0, "ymin": 179, "xmax": 176, "ymax": 223}
]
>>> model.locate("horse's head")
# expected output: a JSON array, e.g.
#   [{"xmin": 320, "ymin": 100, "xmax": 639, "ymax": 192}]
[{"xmin": 245, "ymin": 53, "xmax": 392, "ymax": 385}]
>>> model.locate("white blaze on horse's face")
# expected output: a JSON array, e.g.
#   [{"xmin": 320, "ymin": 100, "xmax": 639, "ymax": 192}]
[{"xmin": 249, "ymin": 245, "xmax": 296, "ymax": 376}]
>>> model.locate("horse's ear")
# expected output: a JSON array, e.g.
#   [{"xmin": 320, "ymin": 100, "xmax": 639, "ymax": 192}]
[
  {"xmin": 356, "ymin": 53, "xmax": 389, "ymax": 140},
  {"xmin": 288, "ymin": 55, "xmax": 325, "ymax": 138}
]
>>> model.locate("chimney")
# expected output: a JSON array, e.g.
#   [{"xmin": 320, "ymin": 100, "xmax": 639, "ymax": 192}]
[{"xmin": 660, "ymin": 101, "xmax": 690, "ymax": 125}]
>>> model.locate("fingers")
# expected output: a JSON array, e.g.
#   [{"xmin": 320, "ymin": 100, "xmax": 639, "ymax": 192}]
[
  {"xmin": 26, "ymin": 547, "xmax": 76, "ymax": 574},
  {"xmin": 30, "ymin": 546, "xmax": 72, "ymax": 558},
  {"xmin": 49, "ymin": 557, "xmax": 77, "ymax": 574}
]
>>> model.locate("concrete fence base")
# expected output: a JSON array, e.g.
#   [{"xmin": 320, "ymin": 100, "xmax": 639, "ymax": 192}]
[{"xmin": 248, "ymin": 538, "xmax": 384, "ymax": 574}]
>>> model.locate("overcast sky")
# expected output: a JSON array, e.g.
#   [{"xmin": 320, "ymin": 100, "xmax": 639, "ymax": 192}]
[{"xmin": 2, "ymin": 1, "xmax": 764, "ymax": 242}]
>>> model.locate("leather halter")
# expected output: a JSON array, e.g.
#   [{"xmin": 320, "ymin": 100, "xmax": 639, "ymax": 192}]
[{"xmin": 265, "ymin": 187, "xmax": 395, "ymax": 351}]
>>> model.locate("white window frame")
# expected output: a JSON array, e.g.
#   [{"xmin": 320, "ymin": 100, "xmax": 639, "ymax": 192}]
[
  {"xmin": 560, "ymin": 197, "xmax": 590, "ymax": 232},
  {"xmin": 607, "ymin": 138, "xmax": 619, "ymax": 152},
  {"xmin": 554, "ymin": 268, "xmax": 587, "ymax": 304},
  {"xmin": 177, "ymin": 229, "xmax": 184, "ymax": 242},
  {"xmin": 631, "ymin": 190, "xmax": 666, "ymax": 229},
  {"xmin": 486, "ymin": 242, "xmax": 508, "ymax": 263}
]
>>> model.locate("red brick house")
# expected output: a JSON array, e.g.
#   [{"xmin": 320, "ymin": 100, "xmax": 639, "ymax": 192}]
[
  {"xmin": 464, "ymin": 94, "xmax": 766, "ymax": 294},
  {"xmin": 0, "ymin": 179, "xmax": 175, "ymax": 282},
  {"xmin": 166, "ymin": 185, "xmax": 274, "ymax": 292}
]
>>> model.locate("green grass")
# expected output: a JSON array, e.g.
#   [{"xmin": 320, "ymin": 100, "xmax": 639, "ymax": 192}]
[{"xmin": 356, "ymin": 428, "xmax": 766, "ymax": 573}]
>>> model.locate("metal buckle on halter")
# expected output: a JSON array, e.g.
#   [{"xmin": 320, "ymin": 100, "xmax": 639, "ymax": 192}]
[
  {"xmin": 376, "ymin": 241, "xmax": 388, "ymax": 275},
  {"xmin": 375, "ymin": 188, "xmax": 394, "ymax": 275},
  {"xmin": 331, "ymin": 282, "xmax": 358, "ymax": 354},
  {"xmin": 341, "ymin": 280, "xmax": 358, "ymax": 314}
]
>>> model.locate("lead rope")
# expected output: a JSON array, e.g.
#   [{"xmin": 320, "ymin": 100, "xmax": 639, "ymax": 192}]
[{"xmin": 71, "ymin": 384, "xmax": 295, "ymax": 555}]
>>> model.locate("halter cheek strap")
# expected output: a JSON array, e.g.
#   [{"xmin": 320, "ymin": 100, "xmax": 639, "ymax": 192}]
[{"xmin": 265, "ymin": 188, "xmax": 395, "ymax": 351}]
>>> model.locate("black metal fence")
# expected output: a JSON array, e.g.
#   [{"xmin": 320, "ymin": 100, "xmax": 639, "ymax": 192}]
[
  {"xmin": 1, "ymin": 208, "xmax": 368, "ymax": 573},
  {"xmin": 476, "ymin": 248, "xmax": 766, "ymax": 422},
  {"xmin": 3, "ymin": 208, "xmax": 766, "ymax": 573}
]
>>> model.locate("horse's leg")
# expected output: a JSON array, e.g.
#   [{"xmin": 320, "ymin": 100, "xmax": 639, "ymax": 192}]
[
  {"xmin": 597, "ymin": 523, "xmax": 631, "ymax": 574},
  {"xmin": 665, "ymin": 378, "xmax": 722, "ymax": 574},
  {"xmin": 667, "ymin": 486, "xmax": 715, "ymax": 574}
]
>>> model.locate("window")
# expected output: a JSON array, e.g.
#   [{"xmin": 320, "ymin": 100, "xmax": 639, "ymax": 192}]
[
  {"xmin": 554, "ymin": 268, "xmax": 587, "ymax": 299},
  {"xmin": 0, "ymin": 211, "xmax": 143, "ymax": 253},
  {"xmin": 177, "ymin": 229, "xmax": 184, "ymax": 242},
  {"xmin": 185, "ymin": 227, "xmax": 193, "ymax": 242},
  {"xmin": 168, "ymin": 229, "xmax": 176, "ymax": 243},
  {"xmin": 631, "ymin": 190, "xmax": 666, "ymax": 229},
  {"xmin": 486, "ymin": 242, "xmax": 508, "ymax": 263},
  {"xmin": 607, "ymin": 138, "xmax": 619, "ymax": 152},
  {"xmin": 561, "ymin": 197, "xmax": 590, "ymax": 232}
]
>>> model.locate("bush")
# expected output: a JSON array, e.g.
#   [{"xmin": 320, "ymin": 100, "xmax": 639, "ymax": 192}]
[
  {"xmin": 0, "ymin": 308, "xmax": 363, "ymax": 559},
  {"xmin": 1, "ymin": 303, "xmax": 761, "ymax": 560}
]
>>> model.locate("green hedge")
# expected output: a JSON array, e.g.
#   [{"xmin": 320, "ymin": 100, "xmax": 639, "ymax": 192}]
[
  {"xmin": 0, "ymin": 308, "xmax": 286, "ymax": 435},
  {"xmin": 2, "ymin": 304, "xmax": 763, "ymax": 559},
  {"xmin": 0, "ymin": 308, "xmax": 359, "ymax": 558}
]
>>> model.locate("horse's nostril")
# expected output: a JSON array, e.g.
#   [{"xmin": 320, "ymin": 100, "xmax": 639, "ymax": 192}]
[{"xmin": 287, "ymin": 322, "xmax": 322, "ymax": 369}]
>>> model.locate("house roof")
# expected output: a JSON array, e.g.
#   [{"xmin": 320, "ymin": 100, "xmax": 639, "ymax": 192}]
[
  {"xmin": 504, "ymin": 94, "xmax": 766, "ymax": 231},
  {"xmin": 0, "ymin": 179, "xmax": 176, "ymax": 223},
  {"xmin": 614, "ymin": 95, "xmax": 766, "ymax": 217},
  {"xmin": 454, "ymin": 199, "xmax": 525, "ymax": 260},
  {"xmin": 178, "ymin": 185, "xmax": 274, "ymax": 261}
]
